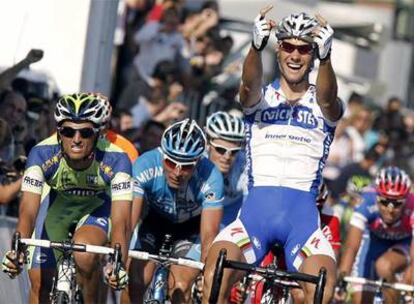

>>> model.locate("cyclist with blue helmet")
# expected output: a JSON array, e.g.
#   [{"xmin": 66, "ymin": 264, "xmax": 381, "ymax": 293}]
[
  {"xmin": 124, "ymin": 118, "xmax": 224, "ymax": 303},
  {"xmin": 205, "ymin": 111, "xmax": 247, "ymax": 227}
]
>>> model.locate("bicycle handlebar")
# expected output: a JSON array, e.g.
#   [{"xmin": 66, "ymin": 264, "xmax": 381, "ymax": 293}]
[
  {"xmin": 19, "ymin": 235, "xmax": 204, "ymax": 271},
  {"xmin": 128, "ymin": 250, "xmax": 204, "ymax": 270},
  {"xmin": 344, "ymin": 276, "xmax": 414, "ymax": 292},
  {"xmin": 20, "ymin": 238, "xmax": 115, "ymax": 255}
]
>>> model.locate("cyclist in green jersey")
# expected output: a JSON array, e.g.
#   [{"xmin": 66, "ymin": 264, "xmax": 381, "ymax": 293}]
[{"xmin": 2, "ymin": 93, "xmax": 132, "ymax": 303}]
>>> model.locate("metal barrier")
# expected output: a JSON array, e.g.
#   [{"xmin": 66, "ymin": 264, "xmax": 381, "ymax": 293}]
[{"xmin": 0, "ymin": 216, "xmax": 29, "ymax": 303}]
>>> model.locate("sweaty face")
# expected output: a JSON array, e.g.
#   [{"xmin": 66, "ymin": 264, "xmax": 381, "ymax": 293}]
[
  {"xmin": 277, "ymin": 38, "xmax": 314, "ymax": 85},
  {"xmin": 377, "ymin": 197, "xmax": 406, "ymax": 225},
  {"xmin": 58, "ymin": 121, "xmax": 98, "ymax": 161},
  {"xmin": 208, "ymin": 139, "xmax": 242, "ymax": 175},
  {"xmin": 163, "ymin": 157, "xmax": 196, "ymax": 189}
]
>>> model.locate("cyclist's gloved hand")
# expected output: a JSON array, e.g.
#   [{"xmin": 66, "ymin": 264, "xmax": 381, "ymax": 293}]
[
  {"xmin": 313, "ymin": 14, "xmax": 334, "ymax": 61},
  {"xmin": 103, "ymin": 261, "xmax": 129, "ymax": 290},
  {"xmin": 333, "ymin": 272, "xmax": 347, "ymax": 302},
  {"xmin": 2, "ymin": 250, "xmax": 25, "ymax": 279},
  {"xmin": 252, "ymin": 5, "xmax": 275, "ymax": 51}
]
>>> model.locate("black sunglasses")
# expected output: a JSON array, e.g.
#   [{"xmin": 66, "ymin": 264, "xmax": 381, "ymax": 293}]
[
  {"xmin": 58, "ymin": 126, "xmax": 98, "ymax": 139},
  {"xmin": 280, "ymin": 41, "xmax": 314, "ymax": 55},
  {"xmin": 377, "ymin": 198, "xmax": 405, "ymax": 209}
]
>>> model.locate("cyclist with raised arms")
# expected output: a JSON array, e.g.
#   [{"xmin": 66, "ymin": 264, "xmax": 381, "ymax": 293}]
[
  {"xmin": 2, "ymin": 93, "xmax": 132, "ymax": 303},
  {"xmin": 205, "ymin": 111, "xmax": 247, "ymax": 227},
  {"xmin": 124, "ymin": 118, "xmax": 224, "ymax": 303},
  {"xmin": 336, "ymin": 166, "xmax": 414, "ymax": 303},
  {"xmin": 202, "ymin": 5, "xmax": 343, "ymax": 303}
]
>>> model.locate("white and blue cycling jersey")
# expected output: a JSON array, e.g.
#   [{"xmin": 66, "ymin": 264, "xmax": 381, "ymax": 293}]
[
  {"xmin": 133, "ymin": 148, "xmax": 224, "ymax": 223},
  {"xmin": 214, "ymin": 79, "xmax": 343, "ymax": 270},
  {"xmin": 244, "ymin": 80, "xmax": 341, "ymax": 193},
  {"xmin": 220, "ymin": 152, "xmax": 248, "ymax": 226}
]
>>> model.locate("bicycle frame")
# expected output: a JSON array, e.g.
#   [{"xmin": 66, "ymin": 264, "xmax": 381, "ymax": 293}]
[
  {"xmin": 209, "ymin": 249, "xmax": 327, "ymax": 304},
  {"xmin": 127, "ymin": 235, "xmax": 204, "ymax": 304}
]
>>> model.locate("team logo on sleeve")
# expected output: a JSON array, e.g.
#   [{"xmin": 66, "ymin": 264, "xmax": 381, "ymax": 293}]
[{"xmin": 205, "ymin": 192, "xmax": 216, "ymax": 201}]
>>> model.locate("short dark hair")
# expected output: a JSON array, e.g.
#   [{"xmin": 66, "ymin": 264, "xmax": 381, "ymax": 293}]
[{"xmin": 142, "ymin": 120, "xmax": 166, "ymax": 133}]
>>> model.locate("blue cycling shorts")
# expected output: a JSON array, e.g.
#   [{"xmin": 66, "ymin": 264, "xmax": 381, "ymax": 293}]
[{"xmin": 214, "ymin": 186, "xmax": 335, "ymax": 271}]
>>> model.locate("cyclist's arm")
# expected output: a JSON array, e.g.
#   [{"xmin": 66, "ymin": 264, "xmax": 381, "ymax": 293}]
[
  {"xmin": 110, "ymin": 200, "xmax": 131, "ymax": 264},
  {"xmin": 200, "ymin": 207, "xmax": 223, "ymax": 263},
  {"xmin": 131, "ymin": 195, "xmax": 144, "ymax": 232},
  {"xmin": 239, "ymin": 47, "xmax": 263, "ymax": 108},
  {"xmin": 316, "ymin": 58, "xmax": 342, "ymax": 122},
  {"xmin": 15, "ymin": 191, "xmax": 41, "ymax": 238},
  {"xmin": 338, "ymin": 225, "xmax": 363, "ymax": 275}
]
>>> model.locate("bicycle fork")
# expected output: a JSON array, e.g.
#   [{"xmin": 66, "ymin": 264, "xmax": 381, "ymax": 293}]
[{"xmin": 50, "ymin": 255, "xmax": 77, "ymax": 302}]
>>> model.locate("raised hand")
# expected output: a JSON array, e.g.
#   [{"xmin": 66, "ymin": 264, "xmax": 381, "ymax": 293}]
[
  {"xmin": 25, "ymin": 49, "xmax": 44, "ymax": 64},
  {"xmin": 252, "ymin": 5, "xmax": 276, "ymax": 51},
  {"xmin": 313, "ymin": 14, "xmax": 334, "ymax": 60}
]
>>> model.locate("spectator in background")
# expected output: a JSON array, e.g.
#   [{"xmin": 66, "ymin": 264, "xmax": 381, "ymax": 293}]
[
  {"xmin": 117, "ymin": 60, "xmax": 183, "ymax": 112},
  {"xmin": 118, "ymin": 109, "xmax": 135, "ymax": 132},
  {"xmin": 0, "ymin": 90, "xmax": 28, "ymax": 157},
  {"xmin": 0, "ymin": 119, "xmax": 22, "ymax": 205},
  {"xmin": 135, "ymin": 119, "xmax": 165, "ymax": 154},
  {"xmin": 373, "ymin": 96, "xmax": 407, "ymax": 161},
  {"xmin": 0, "ymin": 49, "xmax": 43, "ymax": 93},
  {"xmin": 330, "ymin": 143, "xmax": 386, "ymax": 200},
  {"xmin": 343, "ymin": 92, "xmax": 364, "ymax": 119},
  {"xmin": 344, "ymin": 105, "xmax": 372, "ymax": 163},
  {"xmin": 133, "ymin": 6, "xmax": 189, "ymax": 84}
]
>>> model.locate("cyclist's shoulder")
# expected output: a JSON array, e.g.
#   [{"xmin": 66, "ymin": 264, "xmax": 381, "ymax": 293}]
[
  {"xmin": 26, "ymin": 134, "xmax": 61, "ymax": 167},
  {"xmin": 133, "ymin": 148, "xmax": 161, "ymax": 168},
  {"xmin": 195, "ymin": 156, "xmax": 223, "ymax": 180},
  {"xmin": 96, "ymin": 137, "xmax": 131, "ymax": 165}
]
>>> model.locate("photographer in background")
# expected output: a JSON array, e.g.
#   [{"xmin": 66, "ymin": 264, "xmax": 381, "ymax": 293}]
[{"xmin": 0, "ymin": 119, "xmax": 23, "ymax": 206}]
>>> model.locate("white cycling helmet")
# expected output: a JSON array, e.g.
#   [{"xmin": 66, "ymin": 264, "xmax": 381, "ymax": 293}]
[
  {"xmin": 206, "ymin": 111, "xmax": 245, "ymax": 142},
  {"xmin": 275, "ymin": 12, "xmax": 319, "ymax": 44},
  {"xmin": 55, "ymin": 93, "xmax": 110, "ymax": 129}
]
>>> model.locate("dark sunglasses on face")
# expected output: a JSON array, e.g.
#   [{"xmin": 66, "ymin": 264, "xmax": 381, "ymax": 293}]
[
  {"xmin": 58, "ymin": 126, "xmax": 98, "ymax": 139},
  {"xmin": 377, "ymin": 197, "xmax": 405, "ymax": 209},
  {"xmin": 210, "ymin": 142, "xmax": 242, "ymax": 156},
  {"xmin": 164, "ymin": 157, "xmax": 196, "ymax": 172},
  {"xmin": 280, "ymin": 41, "xmax": 314, "ymax": 55}
]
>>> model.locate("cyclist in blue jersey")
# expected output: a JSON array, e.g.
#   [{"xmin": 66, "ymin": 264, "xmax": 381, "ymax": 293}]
[
  {"xmin": 202, "ymin": 6, "xmax": 343, "ymax": 304},
  {"xmin": 205, "ymin": 111, "xmax": 247, "ymax": 227},
  {"xmin": 337, "ymin": 166, "xmax": 414, "ymax": 303},
  {"xmin": 1, "ymin": 93, "xmax": 132, "ymax": 303},
  {"xmin": 124, "ymin": 119, "xmax": 224, "ymax": 303}
]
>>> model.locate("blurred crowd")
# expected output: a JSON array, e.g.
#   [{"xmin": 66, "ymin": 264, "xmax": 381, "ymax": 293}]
[{"xmin": 1, "ymin": 0, "xmax": 414, "ymax": 220}]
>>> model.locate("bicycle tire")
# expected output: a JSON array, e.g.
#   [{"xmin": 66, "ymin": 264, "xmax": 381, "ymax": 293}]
[
  {"xmin": 53, "ymin": 291, "xmax": 70, "ymax": 304},
  {"xmin": 209, "ymin": 249, "xmax": 227, "ymax": 304},
  {"xmin": 314, "ymin": 267, "xmax": 327, "ymax": 304}
]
